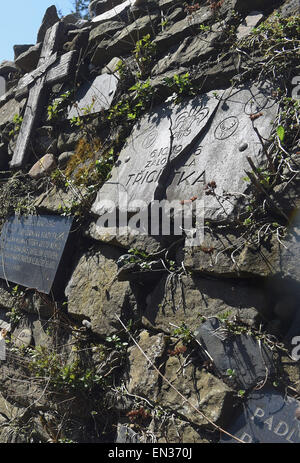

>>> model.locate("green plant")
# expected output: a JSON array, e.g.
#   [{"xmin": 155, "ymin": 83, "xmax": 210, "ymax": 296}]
[
  {"xmin": 172, "ymin": 323, "xmax": 193, "ymax": 346},
  {"xmin": 276, "ymin": 125, "xmax": 285, "ymax": 143},
  {"xmin": 47, "ymin": 91, "xmax": 71, "ymax": 121},
  {"xmin": 128, "ymin": 248, "xmax": 150, "ymax": 260},
  {"xmin": 217, "ymin": 310, "xmax": 232, "ymax": 321},
  {"xmin": 73, "ymin": 97, "xmax": 96, "ymax": 117},
  {"xmin": 133, "ymin": 34, "xmax": 156, "ymax": 78},
  {"xmin": 164, "ymin": 72, "xmax": 196, "ymax": 103},
  {"xmin": 129, "ymin": 79, "xmax": 154, "ymax": 113},
  {"xmin": 114, "ymin": 59, "xmax": 128, "ymax": 80},
  {"xmin": 161, "ymin": 19, "xmax": 168, "ymax": 29},
  {"xmin": 226, "ymin": 368, "xmax": 236, "ymax": 378},
  {"xmin": 9, "ymin": 114, "xmax": 23, "ymax": 138},
  {"xmin": 50, "ymin": 168, "xmax": 66, "ymax": 188},
  {"xmin": 199, "ymin": 24, "xmax": 210, "ymax": 32},
  {"xmin": 27, "ymin": 345, "xmax": 103, "ymax": 392},
  {"xmin": 108, "ymin": 79, "xmax": 154, "ymax": 123},
  {"xmin": 7, "ymin": 306, "xmax": 23, "ymax": 325},
  {"xmin": 70, "ymin": 115, "xmax": 84, "ymax": 128},
  {"xmin": 105, "ymin": 334, "xmax": 128, "ymax": 353},
  {"xmin": 239, "ymin": 15, "xmax": 300, "ymax": 83}
]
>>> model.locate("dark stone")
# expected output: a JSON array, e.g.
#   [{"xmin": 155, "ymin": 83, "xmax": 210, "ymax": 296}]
[
  {"xmin": 195, "ymin": 317, "xmax": 275, "ymax": 390},
  {"xmin": 62, "ymin": 13, "xmax": 81, "ymax": 25},
  {"xmin": 220, "ymin": 386, "xmax": 300, "ymax": 443},
  {"xmin": 13, "ymin": 45, "xmax": 34, "ymax": 60},
  {"xmin": 0, "ymin": 61, "xmax": 18, "ymax": 77},
  {"xmin": 239, "ymin": 142, "xmax": 248, "ymax": 152},
  {"xmin": 235, "ymin": 0, "xmax": 281, "ymax": 15},
  {"xmin": 36, "ymin": 5, "xmax": 60, "ymax": 44},
  {"xmin": 0, "ymin": 215, "xmax": 73, "ymax": 294},
  {"xmin": 58, "ymin": 151, "xmax": 74, "ymax": 168},
  {"xmin": 0, "ymin": 143, "xmax": 9, "ymax": 170},
  {"xmin": 91, "ymin": 14, "xmax": 158, "ymax": 67},
  {"xmin": 15, "ymin": 43, "xmax": 42, "ymax": 74},
  {"xmin": 89, "ymin": 20, "xmax": 124, "ymax": 47},
  {"xmin": 89, "ymin": 0, "xmax": 124, "ymax": 17}
]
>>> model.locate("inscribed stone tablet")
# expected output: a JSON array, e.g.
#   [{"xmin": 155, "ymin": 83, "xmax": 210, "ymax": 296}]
[
  {"xmin": 166, "ymin": 82, "xmax": 278, "ymax": 221},
  {"xmin": 220, "ymin": 386, "xmax": 300, "ymax": 443},
  {"xmin": 0, "ymin": 215, "xmax": 73, "ymax": 294},
  {"xmin": 91, "ymin": 91, "xmax": 220, "ymax": 216},
  {"xmin": 14, "ymin": 328, "xmax": 32, "ymax": 348},
  {"xmin": 68, "ymin": 73, "xmax": 118, "ymax": 119}
]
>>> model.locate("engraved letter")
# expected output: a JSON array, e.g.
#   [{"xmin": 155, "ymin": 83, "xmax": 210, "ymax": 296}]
[{"xmin": 274, "ymin": 421, "xmax": 289, "ymax": 437}]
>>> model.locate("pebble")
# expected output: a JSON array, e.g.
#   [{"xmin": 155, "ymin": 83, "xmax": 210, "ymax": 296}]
[{"xmin": 239, "ymin": 142, "xmax": 248, "ymax": 152}]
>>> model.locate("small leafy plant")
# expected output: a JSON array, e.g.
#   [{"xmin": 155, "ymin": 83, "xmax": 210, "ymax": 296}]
[
  {"xmin": 164, "ymin": 72, "xmax": 196, "ymax": 103},
  {"xmin": 108, "ymin": 79, "xmax": 154, "ymax": 123},
  {"xmin": 105, "ymin": 334, "xmax": 128, "ymax": 353},
  {"xmin": 172, "ymin": 323, "xmax": 193, "ymax": 346},
  {"xmin": 9, "ymin": 114, "xmax": 23, "ymax": 138},
  {"xmin": 133, "ymin": 34, "xmax": 156, "ymax": 78},
  {"xmin": 47, "ymin": 91, "xmax": 71, "ymax": 121}
]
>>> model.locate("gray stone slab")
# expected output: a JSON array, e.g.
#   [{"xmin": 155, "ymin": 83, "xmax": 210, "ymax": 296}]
[
  {"xmin": 236, "ymin": 11, "xmax": 264, "ymax": 40},
  {"xmin": 0, "ymin": 320, "xmax": 11, "ymax": 332},
  {"xmin": 115, "ymin": 424, "xmax": 140, "ymax": 443},
  {"xmin": 89, "ymin": 20, "xmax": 124, "ymax": 46},
  {"xmin": 67, "ymin": 73, "xmax": 118, "ymax": 119},
  {"xmin": 166, "ymin": 82, "xmax": 278, "ymax": 221},
  {"xmin": 13, "ymin": 328, "xmax": 32, "ymax": 348},
  {"xmin": 279, "ymin": 0, "xmax": 300, "ymax": 18},
  {"xmin": 0, "ymin": 77, "xmax": 6, "ymax": 98},
  {"xmin": 91, "ymin": 91, "xmax": 220, "ymax": 216},
  {"xmin": 220, "ymin": 386, "xmax": 300, "ymax": 443},
  {"xmin": 90, "ymin": 0, "xmax": 125, "ymax": 17},
  {"xmin": 15, "ymin": 43, "xmax": 42, "ymax": 74},
  {"xmin": 91, "ymin": 14, "xmax": 159, "ymax": 67},
  {"xmin": 0, "ymin": 97, "xmax": 26, "ymax": 129},
  {"xmin": 195, "ymin": 317, "xmax": 275, "ymax": 390},
  {"xmin": 91, "ymin": 0, "xmax": 135, "ymax": 23}
]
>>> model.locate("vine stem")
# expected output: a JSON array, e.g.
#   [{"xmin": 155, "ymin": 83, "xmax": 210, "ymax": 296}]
[{"xmin": 115, "ymin": 315, "xmax": 245, "ymax": 443}]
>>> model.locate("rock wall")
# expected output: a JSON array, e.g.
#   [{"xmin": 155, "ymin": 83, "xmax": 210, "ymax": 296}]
[{"xmin": 0, "ymin": 0, "xmax": 299, "ymax": 443}]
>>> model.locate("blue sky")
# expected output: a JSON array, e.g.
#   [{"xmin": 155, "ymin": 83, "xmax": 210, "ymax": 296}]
[{"xmin": 0, "ymin": 1, "xmax": 76, "ymax": 62}]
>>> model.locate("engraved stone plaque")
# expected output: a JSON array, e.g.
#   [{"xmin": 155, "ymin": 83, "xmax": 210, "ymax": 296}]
[
  {"xmin": 92, "ymin": 82, "xmax": 278, "ymax": 226},
  {"xmin": 166, "ymin": 82, "xmax": 278, "ymax": 221},
  {"xmin": 221, "ymin": 386, "xmax": 300, "ymax": 443},
  {"xmin": 91, "ymin": 91, "xmax": 220, "ymax": 216},
  {"xmin": 0, "ymin": 215, "xmax": 73, "ymax": 294}
]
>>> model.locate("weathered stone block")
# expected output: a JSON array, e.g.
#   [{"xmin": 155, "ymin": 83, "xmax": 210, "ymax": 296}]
[
  {"xmin": 65, "ymin": 245, "xmax": 139, "ymax": 336},
  {"xmin": 143, "ymin": 274, "xmax": 266, "ymax": 333}
]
